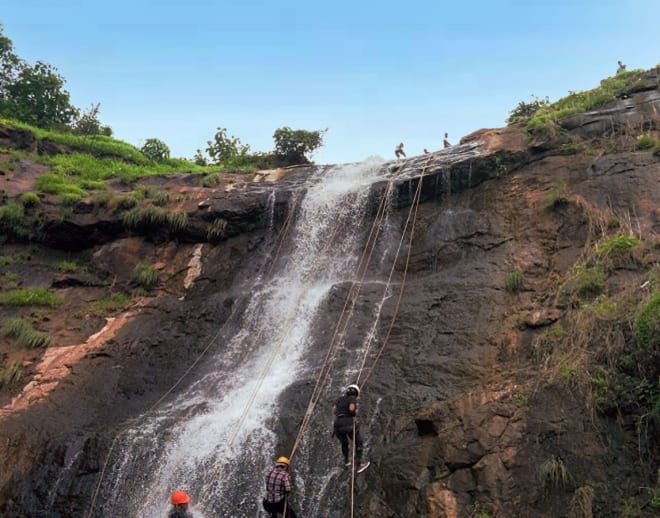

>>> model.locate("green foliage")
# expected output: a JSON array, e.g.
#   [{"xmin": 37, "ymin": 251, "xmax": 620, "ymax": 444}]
[
  {"xmin": 122, "ymin": 204, "xmax": 168, "ymax": 228},
  {"xmin": 273, "ymin": 126, "xmax": 326, "ymax": 165},
  {"xmin": 506, "ymin": 95, "xmax": 550, "ymax": 124},
  {"xmin": 35, "ymin": 172, "xmax": 86, "ymax": 197},
  {"xmin": 150, "ymin": 189, "xmax": 169, "ymax": 206},
  {"xmin": 537, "ymin": 456, "xmax": 569, "ymax": 489},
  {"xmin": 635, "ymin": 291, "xmax": 660, "ymax": 352},
  {"xmin": 0, "ymin": 202, "xmax": 34, "ymax": 239},
  {"xmin": 0, "ymin": 360, "xmax": 22, "ymax": 388},
  {"xmin": 0, "ymin": 287, "xmax": 60, "ymax": 307},
  {"xmin": 2, "ymin": 60, "xmax": 78, "ymax": 129},
  {"xmin": 201, "ymin": 172, "xmax": 221, "ymax": 188},
  {"xmin": 56, "ymin": 260, "xmax": 77, "ymax": 272},
  {"xmin": 18, "ymin": 191, "xmax": 40, "ymax": 207},
  {"xmin": 167, "ymin": 211, "xmax": 189, "ymax": 232},
  {"xmin": 206, "ymin": 127, "xmax": 250, "ymax": 164},
  {"xmin": 524, "ymin": 69, "xmax": 648, "ymax": 137},
  {"xmin": 3, "ymin": 318, "xmax": 51, "ymax": 348},
  {"xmin": 505, "ymin": 270, "xmax": 523, "ymax": 292},
  {"xmin": 596, "ymin": 234, "xmax": 641, "ymax": 256},
  {"xmin": 637, "ymin": 134, "xmax": 660, "ymax": 154},
  {"xmin": 207, "ymin": 217, "xmax": 228, "ymax": 242},
  {"xmin": 545, "ymin": 181, "xmax": 569, "ymax": 208},
  {"xmin": 88, "ymin": 292, "xmax": 131, "ymax": 315},
  {"xmin": 131, "ymin": 262, "xmax": 159, "ymax": 289},
  {"xmin": 141, "ymin": 138, "xmax": 171, "ymax": 162},
  {"xmin": 0, "ymin": 271, "xmax": 19, "ymax": 287},
  {"xmin": 575, "ymin": 263, "xmax": 605, "ymax": 296},
  {"xmin": 72, "ymin": 102, "xmax": 112, "ymax": 136}
]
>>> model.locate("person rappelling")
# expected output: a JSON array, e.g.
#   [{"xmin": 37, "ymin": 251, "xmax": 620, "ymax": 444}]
[
  {"xmin": 168, "ymin": 489, "xmax": 195, "ymax": 518},
  {"xmin": 333, "ymin": 384, "xmax": 370, "ymax": 473},
  {"xmin": 262, "ymin": 456, "xmax": 298, "ymax": 518}
]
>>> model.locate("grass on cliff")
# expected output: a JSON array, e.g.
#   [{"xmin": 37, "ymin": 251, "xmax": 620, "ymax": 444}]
[
  {"xmin": 0, "ymin": 287, "xmax": 60, "ymax": 307},
  {"xmin": 507, "ymin": 68, "xmax": 649, "ymax": 138},
  {"xmin": 3, "ymin": 318, "xmax": 52, "ymax": 348},
  {"xmin": 0, "ymin": 361, "xmax": 22, "ymax": 388},
  {"xmin": 536, "ymin": 223, "xmax": 659, "ymax": 462}
]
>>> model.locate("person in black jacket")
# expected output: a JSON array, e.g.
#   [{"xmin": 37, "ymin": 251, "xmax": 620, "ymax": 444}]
[{"xmin": 333, "ymin": 384, "xmax": 368, "ymax": 471}]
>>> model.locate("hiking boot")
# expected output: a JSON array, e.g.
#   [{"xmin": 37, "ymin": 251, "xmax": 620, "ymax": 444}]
[
  {"xmin": 356, "ymin": 461, "xmax": 370, "ymax": 473},
  {"xmin": 344, "ymin": 458, "xmax": 351, "ymax": 467}
]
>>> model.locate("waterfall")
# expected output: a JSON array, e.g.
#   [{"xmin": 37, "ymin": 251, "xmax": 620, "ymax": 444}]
[{"xmin": 100, "ymin": 157, "xmax": 396, "ymax": 517}]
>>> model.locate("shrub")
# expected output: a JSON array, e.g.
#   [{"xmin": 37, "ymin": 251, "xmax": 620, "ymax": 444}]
[
  {"xmin": 505, "ymin": 270, "xmax": 523, "ymax": 292},
  {"xmin": 18, "ymin": 192, "xmax": 40, "ymax": 207},
  {"xmin": 0, "ymin": 287, "xmax": 60, "ymax": 307},
  {"xmin": 596, "ymin": 234, "xmax": 641, "ymax": 256},
  {"xmin": 150, "ymin": 190, "xmax": 169, "ymax": 206},
  {"xmin": 201, "ymin": 172, "xmax": 221, "ymax": 188},
  {"xmin": 131, "ymin": 262, "xmax": 159, "ymax": 289},
  {"xmin": 141, "ymin": 138, "xmax": 170, "ymax": 161},
  {"xmin": 506, "ymin": 95, "xmax": 550, "ymax": 124},
  {"xmin": 575, "ymin": 263, "xmax": 605, "ymax": 296}
]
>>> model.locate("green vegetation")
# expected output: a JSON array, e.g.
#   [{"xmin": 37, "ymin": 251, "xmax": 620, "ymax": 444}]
[
  {"xmin": 537, "ymin": 456, "xmax": 569, "ymax": 489},
  {"xmin": 507, "ymin": 68, "xmax": 648, "ymax": 139},
  {"xmin": 56, "ymin": 260, "xmax": 78, "ymax": 272},
  {"xmin": 3, "ymin": 318, "xmax": 51, "ymax": 348},
  {"xmin": 131, "ymin": 262, "xmax": 159, "ymax": 289},
  {"xmin": 0, "ymin": 202, "xmax": 35, "ymax": 239},
  {"xmin": 545, "ymin": 181, "xmax": 569, "ymax": 208},
  {"xmin": 635, "ymin": 290, "xmax": 660, "ymax": 352},
  {"xmin": 88, "ymin": 292, "xmax": 131, "ymax": 315},
  {"xmin": 201, "ymin": 172, "xmax": 221, "ymax": 188},
  {"xmin": 0, "ymin": 287, "xmax": 60, "ymax": 307},
  {"xmin": 0, "ymin": 361, "xmax": 22, "ymax": 388},
  {"xmin": 596, "ymin": 234, "xmax": 640, "ymax": 256},
  {"xmin": 207, "ymin": 217, "xmax": 228, "ymax": 242},
  {"xmin": 506, "ymin": 95, "xmax": 550, "ymax": 124},
  {"xmin": 18, "ymin": 192, "xmax": 40, "ymax": 207},
  {"xmin": 141, "ymin": 138, "xmax": 170, "ymax": 161},
  {"xmin": 273, "ymin": 126, "xmax": 326, "ymax": 165},
  {"xmin": 637, "ymin": 134, "xmax": 660, "ymax": 153},
  {"xmin": 505, "ymin": 270, "xmax": 523, "ymax": 292},
  {"xmin": 569, "ymin": 485, "xmax": 595, "ymax": 518}
]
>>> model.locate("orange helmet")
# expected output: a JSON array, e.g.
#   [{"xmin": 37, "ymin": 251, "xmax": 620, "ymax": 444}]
[
  {"xmin": 171, "ymin": 489, "xmax": 191, "ymax": 505},
  {"xmin": 276, "ymin": 456, "xmax": 290, "ymax": 467}
]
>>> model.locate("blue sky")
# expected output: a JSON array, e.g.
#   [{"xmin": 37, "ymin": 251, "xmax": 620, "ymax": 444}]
[{"xmin": 2, "ymin": 1, "xmax": 659, "ymax": 164}]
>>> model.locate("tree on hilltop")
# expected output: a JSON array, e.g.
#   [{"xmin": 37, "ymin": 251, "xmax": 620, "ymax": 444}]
[{"xmin": 273, "ymin": 127, "xmax": 326, "ymax": 165}]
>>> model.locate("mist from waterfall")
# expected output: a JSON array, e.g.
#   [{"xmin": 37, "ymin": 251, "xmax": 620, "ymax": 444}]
[{"xmin": 99, "ymin": 157, "xmax": 396, "ymax": 517}]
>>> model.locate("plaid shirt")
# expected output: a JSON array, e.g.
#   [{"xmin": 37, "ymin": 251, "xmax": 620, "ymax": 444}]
[{"xmin": 264, "ymin": 467, "xmax": 291, "ymax": 503}]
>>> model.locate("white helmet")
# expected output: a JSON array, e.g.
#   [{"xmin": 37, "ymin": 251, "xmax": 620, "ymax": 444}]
[{"xmin": 346, "ymin": 384, "xmax": 360, "ymax": 396}]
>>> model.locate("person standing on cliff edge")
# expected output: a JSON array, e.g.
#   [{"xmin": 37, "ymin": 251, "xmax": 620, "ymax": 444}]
[
  {"xmin": 443, "ymin": 132, "xmax": 452, "ymax": 148},
  {"xmin": 395, "ymin": 142, "xmax": 406, "ymax": 158}
]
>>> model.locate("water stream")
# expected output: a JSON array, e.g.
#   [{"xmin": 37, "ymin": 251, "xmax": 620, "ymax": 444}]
[{"xmin": 100, "ymin": 157, "xmax": 397, "ymax": 517}]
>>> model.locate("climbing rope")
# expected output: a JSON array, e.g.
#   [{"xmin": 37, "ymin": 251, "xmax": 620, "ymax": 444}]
[{"xmin": 86, "ymin": 189, "xmax": 304, "ymax": 518}]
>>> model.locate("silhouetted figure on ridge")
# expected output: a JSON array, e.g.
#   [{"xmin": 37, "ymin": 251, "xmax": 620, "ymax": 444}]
[
  {"xmin": 395, "ymin": 142, "xmax": 406, "ymax": 158},
  {"xmin": 617, "ymin": 60, "xmax": 627, "ymax": 74}
]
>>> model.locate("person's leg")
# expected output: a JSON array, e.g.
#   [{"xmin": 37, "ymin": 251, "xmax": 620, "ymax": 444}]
[
  {"xmin": 337, "ymin": 430, "xmax": 350, "ymax": 462},
  {"xmin": 354, "ymin": 425, "xmax": 364, "ymax": 464}
]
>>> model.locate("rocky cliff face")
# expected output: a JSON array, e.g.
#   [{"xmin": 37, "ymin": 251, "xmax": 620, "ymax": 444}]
[{"xmin": 0, "ymin": 68, "xmax": 659, "ymax": 517}]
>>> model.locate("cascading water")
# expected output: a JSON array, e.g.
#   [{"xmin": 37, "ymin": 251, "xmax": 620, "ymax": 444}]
[{"xmin": 99, "ymin": 157, "xmax": 399, "ymax": 517}]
